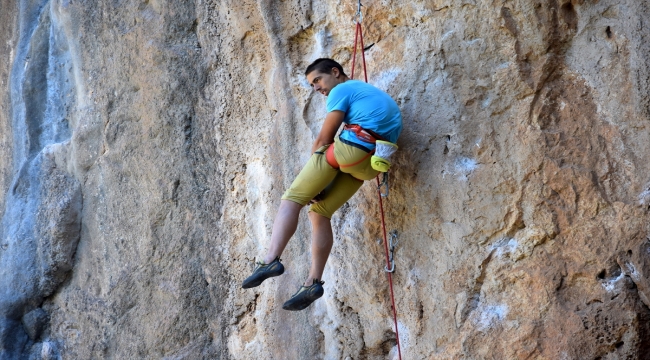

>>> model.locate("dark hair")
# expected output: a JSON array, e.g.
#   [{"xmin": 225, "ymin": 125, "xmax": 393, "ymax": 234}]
[{"xmin": 305, "ymin": 58, "xmax": 347, "ymax": 77}]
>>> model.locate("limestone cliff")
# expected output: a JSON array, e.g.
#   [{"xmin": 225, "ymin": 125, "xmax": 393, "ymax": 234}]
[{"xmin": 1, "ymin": 0, "xmax": 649, "ymax": 359}]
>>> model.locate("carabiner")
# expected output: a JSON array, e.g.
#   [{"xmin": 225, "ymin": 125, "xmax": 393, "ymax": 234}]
[
  {"xmin": 378, "ymin": 172, "xmax": 389, "ymax": 197},
  {"xmin": 384, "ymin": 230, "xmax": 399, "ymax": 273},
  {"xmin": 353, "ymin": 0, "xmax": 363, "ymax": 24}
]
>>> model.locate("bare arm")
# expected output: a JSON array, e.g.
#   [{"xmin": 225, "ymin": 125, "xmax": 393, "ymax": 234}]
[{"xmin": 311, "ymin": 110, "xmax": 345, "ymax": 153}]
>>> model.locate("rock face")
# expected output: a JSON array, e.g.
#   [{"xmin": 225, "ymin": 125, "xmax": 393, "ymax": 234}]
[{"xmin": 1, "ymin": 0, "xmax": 649, "ymax": 359}]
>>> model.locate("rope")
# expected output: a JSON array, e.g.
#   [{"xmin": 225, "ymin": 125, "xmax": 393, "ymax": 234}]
[
  {"xmin": 350, "ymin": 4, "xmax": 403, "ymax": 359},
  {"xmin": 375, "ymin": 176, "xmax": 403, "ymax": 360}
]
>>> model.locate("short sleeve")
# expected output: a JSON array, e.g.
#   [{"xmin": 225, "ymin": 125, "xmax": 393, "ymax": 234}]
[{"xmin": 326, "ymin": 84, "xmax": 350, "ymax": 113}]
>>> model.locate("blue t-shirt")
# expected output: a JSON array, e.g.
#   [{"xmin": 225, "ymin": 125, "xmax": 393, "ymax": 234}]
[{"xmin": 326, "ymin": 80, "xmax": 402, "ymax": 150}]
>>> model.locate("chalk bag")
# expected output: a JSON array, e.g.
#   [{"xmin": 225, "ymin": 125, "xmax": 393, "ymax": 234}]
[{"xmin": 371, "ymin": 140, "xmax": 398, "ymax": 172}]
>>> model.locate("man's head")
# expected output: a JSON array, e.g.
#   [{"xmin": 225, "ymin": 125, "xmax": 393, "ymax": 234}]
[{"xmin": 305, "ymin": 58, "xmax": 349, "ymax": 96}]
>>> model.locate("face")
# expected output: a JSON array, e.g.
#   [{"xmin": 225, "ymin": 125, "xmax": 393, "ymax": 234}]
[{"xmin": 306, "ymin": 68, "xmax": 345, "ymax": 96}]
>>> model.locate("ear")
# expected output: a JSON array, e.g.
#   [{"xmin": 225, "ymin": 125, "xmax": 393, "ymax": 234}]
[{"xmin": 332, "ymin": 67, "xmax": 340, "ymax": 78}]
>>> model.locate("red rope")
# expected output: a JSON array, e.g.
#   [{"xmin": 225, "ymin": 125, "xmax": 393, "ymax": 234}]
[
  {"xmin": 358, "ymin": 22, "xmax": 368, "ymax": 83},
  {"xmin": 351, "ymin": 23, "xmax": 359, "ymax": 80},
  {"xmin": 350, "ymin": 17, "xmax": 403, "ymax": 360},
  {"xmin": 375, "ymin": 177, "xmax": 403, "ymax": 360}
]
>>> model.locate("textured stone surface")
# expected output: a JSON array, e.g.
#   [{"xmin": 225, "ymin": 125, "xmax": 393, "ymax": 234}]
[
  {"xmin": 1, "ymin": 0, "xmax": 650, "ymax": 359},
  {"xmin": 22, "ymin": 308, "xmax": 49, "ymax": 341}
]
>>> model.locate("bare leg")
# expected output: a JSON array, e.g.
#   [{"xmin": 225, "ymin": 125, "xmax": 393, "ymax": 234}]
[
  {"xmin": 305, "ymin": 211, "xmax": 333, "ymax": 286},
  {"xmin": 263, "ymin": 200, "xmax": 303, "ymax": 264}
]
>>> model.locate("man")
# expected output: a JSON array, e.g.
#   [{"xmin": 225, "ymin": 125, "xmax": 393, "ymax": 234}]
[{"xmin": 242, "ymin": 58, "xmax": 403, "ymax": 311}]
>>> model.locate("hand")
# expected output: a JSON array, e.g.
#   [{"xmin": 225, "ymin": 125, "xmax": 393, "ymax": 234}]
[{"xmin": 309, "ymin": 193, "xmax": 324, "ymax": 204}]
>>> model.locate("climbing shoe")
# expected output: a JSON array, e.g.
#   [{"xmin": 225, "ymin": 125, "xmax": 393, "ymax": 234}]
[
  {"xmin": 282, "ymin": 279, "xmax": 324, "ymax": 311},
  {"xmin": 241, "ymin": 257, "xmax": 285, "ymax": 289}
]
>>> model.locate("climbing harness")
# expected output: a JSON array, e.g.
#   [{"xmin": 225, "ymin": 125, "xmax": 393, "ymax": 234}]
[
  {"xmin": 349, "ymin": 2, "xmax": 403, "ymax": 358},
  {"xmin": 325, "ymin": 144, "xmax": 338, "ymax": 168},
  {"xmin": 344, "ymin": 124, "xmax": 384, "ymax": 143},
  {"xmin": 324, "ymin": 143, "xmax": 374, "ymax": 170}
]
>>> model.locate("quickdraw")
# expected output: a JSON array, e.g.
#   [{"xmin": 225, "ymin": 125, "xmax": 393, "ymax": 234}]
[
  {"xmin": 384, "ymin": 231, "xmax": 399, "ymax": 273},
  {"xmin": 378, "ymin": 172, "xmax": 389, "ymax": 197}
]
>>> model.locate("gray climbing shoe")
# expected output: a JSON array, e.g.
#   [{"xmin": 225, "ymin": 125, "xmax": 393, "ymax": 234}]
[
  {"xmin": 242, "ymin": 257, "xmax": 285, "ymax": 289},
  {"xmin": 282, "ymin": 279, "xmax": 324, "ymax": 311}
]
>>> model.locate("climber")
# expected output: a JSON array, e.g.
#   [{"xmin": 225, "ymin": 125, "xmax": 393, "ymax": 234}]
[{"xmin": 241, "ymin": 58, "xmax": 402, "ymax": 311}]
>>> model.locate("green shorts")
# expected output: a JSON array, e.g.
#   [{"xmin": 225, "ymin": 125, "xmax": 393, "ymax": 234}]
[{"xmin": 281, "ymin": 138, "xmax": 379, "ymax": 219}]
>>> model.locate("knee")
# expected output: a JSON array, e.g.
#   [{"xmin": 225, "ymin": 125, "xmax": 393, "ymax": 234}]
[
  {"xmin": 279, "ymin": 199, "xmax": 305, "ymax": 214},
  {"xmin": 308, "ymin": 209, "xmax": 333, "ymax": 222}
]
